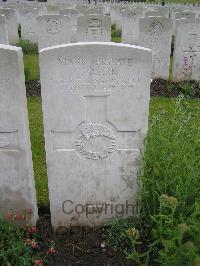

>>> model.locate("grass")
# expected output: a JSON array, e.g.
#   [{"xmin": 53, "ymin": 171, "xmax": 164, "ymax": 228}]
[
  {"xmin": 112, "ymin": 36, "xmax": 121, "ymax": 43},
  {"xmin": 24, "ymin": 54, "xmax": 40, "ymax": 81},
  {"xmin": 104, "ymin": 96, "xmax": 200, "ymax": 264},
  {"xmin": 27, "ymin": 96, "xmax": 200, "ymax": 207},
  {"xmin": 27, "ymin": 97, "xmax": 48, "ymax": 207}
]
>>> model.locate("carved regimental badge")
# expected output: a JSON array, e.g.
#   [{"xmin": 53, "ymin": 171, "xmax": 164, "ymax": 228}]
[
  {"xmin": 0, "ymin": 137, "xmax": 9, "ymax": 148},
  {"xmin": 46, "ymin": 19, "xmax": 62, "ymax": 35},
  {"xmin": 75, "ymin": 123, "xmax": 116, "ymax": 160}
]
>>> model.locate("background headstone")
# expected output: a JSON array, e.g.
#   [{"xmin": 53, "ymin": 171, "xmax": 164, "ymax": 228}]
[
  {"xmin": 173, "ymin": 18, "xmax": 200, "ymax": 81},
  {"xmin": 37, "ymin": 15, "xmax": 71, "ymax": 50},
  {"xmin": 0, "ymin": 15, "xmax": 9, "ymax": 44},
  {"xmin": 0, "ymin": 45, "xmax": 38, "ymax": 224},
  {"xmin": 19, "ymin": 7, "xmax": 39, "ymax": 43},
  {"xmin": 0, "ymin": 8, "xmax": 18, "ymax": 44},
  {"xmin": 139, "ymin": 16, "xmax": 173, "ymax": 79},
  {"xmin": 121, "ymin": 8, "xmax": 143, "ymax": 45},
  {"xmin": 76, "ymin": 15, "xmax": 111, "ymax": 42},
  {"xmin": 60, "ymin": 8, "xmax": 79, "ymax": 43},
  {"xmin": 39, "ymin": 42, "xmax": 151, "ymax": 229}
]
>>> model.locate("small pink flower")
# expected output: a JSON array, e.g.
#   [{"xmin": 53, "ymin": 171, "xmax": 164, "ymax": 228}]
[
  {"xmin": 31, "ymin": 226, "xmax": 37, "ymax": 233},
  {"xmin": 27, "ymin": 208, "xmax": 33, "ymax": 214},
  {"xmin": 31, "ymin": 240, "xmax": 38, "ymax": 248},
  {"xmin": 27, "ymin": 226, "xmax": 37, "ymax": 234},
  {"xmin": 34, "ymin": 259, "xmax": 43, "ymax": 265},
  {"xmin": 6, "ymin": 212, "xmax": 13, "ymax": 220},
  {"xmin": 15, "ymin": 214, "xmax": 25, "ymax": 221},
  {"xmin": 48, "ymin": 247, "xmax": 56, "ymax": 254}
]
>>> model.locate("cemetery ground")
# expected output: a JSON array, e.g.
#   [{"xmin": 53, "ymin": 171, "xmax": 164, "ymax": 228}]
[{"xmin": 1, "ymin": 40, "xmax": 200, "ymax": 265}]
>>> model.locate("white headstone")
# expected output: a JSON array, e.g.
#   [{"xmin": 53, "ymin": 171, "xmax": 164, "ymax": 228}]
[
  {"xmin": 19, "ymin": 7, "xmax": 39, "ymax": 43},
  {"xmin": 110, "ymin": 5, "xmax": 124, "ymax": 30},
  {"xmin": 0, "ymin": 45, "xmax": 38, "ymax": 224},
  {"xmin": 173, "ymin": 18, "xmax": 200, "ymax": 81},
  {"xmin": 37, "ymin": 15, "xmax": 71, "ymax": 50},
  {"xmin": 39, "ymin": 42, "xmax": 152, "ymax": 229},
  {"xmin": 173, "ymin": 11, "xmax": 196, "ymax": 34},
  {"xmin": 0, "ymin": 8, "xmax": 18, "ymax": 44},
  {"xmin": 139, "ymin": 16, "xmax": 173, "ymax": 79},
  {"xmin": 60, "ymin": 8, "xmax": 79, "ymax": 43},
  {"xmin": 175, "ymin": 11, "xmax": 196, "ymax": 20},
  {"xmin": 76, "ymin": 15, "xmax": 111, "ymax": 42},
  {"xmin": 121, "ymin": 8, "xmax": 143, "ymax": 45},
  {"xmin": 0, "ymin": 15, "xmax": 9, "ymax": 44},
  {"xmin": 47, "ymin": 5, "xmax": 60, "ymax": 15},
  {"xmin": 81, "ymin": 8, "xmax": 103, "ymax": 15},
  {"xmin": 145, "ymin": 10, "xmax": 169, "ymax": 18}
]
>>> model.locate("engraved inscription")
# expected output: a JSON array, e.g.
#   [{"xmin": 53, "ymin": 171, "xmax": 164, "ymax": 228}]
[
  {"xmin": 75, "ymin": 123, "xmax": 116, "ymax": 160},
  {"xmin": 54, "ymin": 56, "xmax": 143, "ymax": 93},
  {"xmin": 149, "ymin": 20, "xmax": 163, "ymax": 38},
  {"xmin": 0, "ymin": 130, "xmax": 19, "ymax": 151},
  {"xmin": 127, "ymin": 12, "xmax": 137, "ymax": 22},
  {"xmin": 0, "ymin": 79, "xmax": 10, "ymax": 91},
  {"xmin": 0, "ymin": 137, "xmax": 9, "ymax": 148},
  {"xmin": 46, "ymin": 19, "xmax": 62, "ymax": 35},
  {"xmin": 86, "ymin": 19, "xmax": 103, "ymax": 36}
]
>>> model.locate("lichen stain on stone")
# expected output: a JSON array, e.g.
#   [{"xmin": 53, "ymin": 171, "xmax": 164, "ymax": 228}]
[
  {"xmin": 121, "ymin": 174, "xmax": 134, "ymax": 189},
  {"xmin": 119, "ymin": 165, "xmax": 125, "ymax": 174}
]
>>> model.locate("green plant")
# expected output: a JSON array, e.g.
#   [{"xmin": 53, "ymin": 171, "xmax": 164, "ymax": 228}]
[
  {"xmin": 104, "ymin": 97, "xmax": 200, "ymax": 264},
  {"xmin": 0, "ymin": 210, "xmax": 45, "ymax": 265},
  {"xmin": 126, "ymin": 195, "xmax": 200, "ymax": 265},
  {"xmin": 16, "ymin": 39, "xmax": 38, "ymax": 55},
  {"xmin": 24, "ymin": 54, "xmax": 40, "ymax": 81},
  {"xmin": 140, "ymin": 96, "xmax": 200, "ymax": 221},
  {"xmin": 104, "ymin": 217, "xmax": 136, "ymax": 251},
  {"xmin": 166, "ymin": 81, "xmax": 200, "ymax": 98},
  {"xmin": 111, "ymin": 24, "xmax": 121, "ymax": 38}
]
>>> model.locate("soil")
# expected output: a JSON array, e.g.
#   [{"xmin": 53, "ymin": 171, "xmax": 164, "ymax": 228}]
[{"xmin": 37, "ymin": 208, "xmax": 134, "ymax": 266}]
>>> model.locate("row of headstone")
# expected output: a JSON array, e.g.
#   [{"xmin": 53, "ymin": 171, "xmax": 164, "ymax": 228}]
[
  {"xmin": 0, "ymin": 42, "xmax": 152, "ymax": 229},
  {"xmin": 0, "ymin": 1, "xmax": 199, "ymax": 44}
]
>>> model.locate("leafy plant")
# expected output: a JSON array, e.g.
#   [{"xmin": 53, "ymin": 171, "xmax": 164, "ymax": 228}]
[
  {"xmin": 16, "ymin": 39, "xmax": 38, "ymax": 55},
  {"xmin": 105, "ymin": 97, "xmax": 200, "ymax": 264},
  {"xmin": 111, "ymin": 24, "xmax": 121, "ymax": 38},
  {"xmin": 103, "ymin": 217, "xmax": 136, "ymax": 251},
  {"xmin": 166, "ymin": 81, "xmax": 200, "ymax": 98},
  {"xmin": 0, "ymin": 209, "xmax": 52, "ymax": 266},
  {"xmin": 140, "ymin": 96, "xmax": 200, "ymax": 221}
]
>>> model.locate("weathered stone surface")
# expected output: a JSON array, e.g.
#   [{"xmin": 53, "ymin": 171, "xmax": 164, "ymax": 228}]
[
  {"xmin": 139, "ymin": 16, "xmax": 173, "ymax": 79},
  {"xmin": 173, "ymin": 11, "xmax": 196, "ymax": 34},
  {"xmin": 0, "ymin": 8, "xmax": 18, "ymax": 44},
  {"xmin": 121, "ymin": 8, "xmax": 143, "ymax": 45},
  {"xmin": 0, "ymin": 45, "xmax": 38, "ymax": 224},
  {"xmin": 37, "ymin": 15, "xmax": 71, "ymax": 50},
  {"xmin": 19, "ymin": 7, "xmax": 39, "ymax": 43},
  {"xmin": 0, "ymin": 15, "xmax": 9, "ymax": 44},
  {"xmin": 145, "ymin": 10, "xmax": 169, "ymax": 18},
  {"xmin": 39, "ymin": 42, "xmax": 151, "ymax": 229},
  {"xmin": 60, "ymin": 8, "xmax": 79, "ymax": 42},
  {"xmin": 76, "ymin": 15, "xmax": 111, "ymax": 42},
  {"xmin": 173, "ymin": 18, "xmax": 200, "ymax": 81}
]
